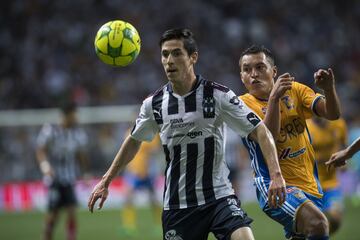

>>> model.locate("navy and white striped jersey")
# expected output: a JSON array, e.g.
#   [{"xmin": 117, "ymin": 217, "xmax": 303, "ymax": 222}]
[
  {"xmin": 37, "ymin": 124, "xmax": 88, "ymax": 185},
  {"xmin": 131, "ymin": 75, "xmax": 261, "ymax": 210}
]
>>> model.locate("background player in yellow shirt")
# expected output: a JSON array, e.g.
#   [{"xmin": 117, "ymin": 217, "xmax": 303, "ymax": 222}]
[
  {"xmin": 239, "ymin": 45, "xmax": 341, "ymax": 240},
  {"xmin": 121, "ymin": 131, "xmax": 162, "ymax": 235},
  {"xmin": 307, "ymin": 117, "xmax": 347, "ymax": 235}
]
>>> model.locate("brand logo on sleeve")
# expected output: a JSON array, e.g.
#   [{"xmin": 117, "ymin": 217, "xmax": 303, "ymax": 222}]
[{"xmin": 246, "ymin": 112, "xmax": 261, "ymax": 126}]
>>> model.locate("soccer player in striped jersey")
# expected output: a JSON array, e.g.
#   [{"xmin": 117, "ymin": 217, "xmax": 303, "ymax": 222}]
[
  {"xmin": 88, "ymin": 28, "xmax": 286, "ymax": 240},
  {"xmin": 238, "ymin": 45, "xmax": 341, "ymax": 240},
  {"xmin": 307, "ymin": 117, "xmax": 347, "ymax": 235},
  {"xmin": 36, "ymin": 102, "xmax": 88, "ymax": 240}
]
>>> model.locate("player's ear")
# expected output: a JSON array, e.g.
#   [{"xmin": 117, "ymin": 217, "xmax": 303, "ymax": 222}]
[
  {"xmin": 190, "ymin": 52, "xmax": 198, "ymax": 64},
  {"xmin": 240, "ymin": 72, "xmax": 245, "ymax": 84},
  {"xmin": 273, "ymin": 65, "xmax": 277, "ymax": 78}
]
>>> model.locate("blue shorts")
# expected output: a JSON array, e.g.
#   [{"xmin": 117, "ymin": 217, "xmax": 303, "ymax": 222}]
[
  {"xmin": 322, "ymin": 187, "xmax": 343, "ymax": 212},
  {"xmin": 124, "ymin": 173, "xmax": 154, "ymax": 190},
  {"xmin": 255, "ymin": 179, "xmax": 323, "ymax": 239}
]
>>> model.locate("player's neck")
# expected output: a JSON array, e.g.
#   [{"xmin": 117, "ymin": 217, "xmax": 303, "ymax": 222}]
[
  {"xmin": 171, "ymin": 73, "xmax": 197, "ymax": 96},
  {"xmin": 251, "ymin": 92, "xmax": 270, "ymax": 101}
]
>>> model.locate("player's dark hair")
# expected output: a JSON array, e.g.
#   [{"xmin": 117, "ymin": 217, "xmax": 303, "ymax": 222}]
[
  {"xmin": 60, "ymin": 101, "xmax": 77, "ymax": 115},
  {"xmin": 240, "ymin": 45, "xmax": 275, "ymax": 66},
  {"xmin": 159, "ymin": 28, "xmax": 198, "ymax": 56}
]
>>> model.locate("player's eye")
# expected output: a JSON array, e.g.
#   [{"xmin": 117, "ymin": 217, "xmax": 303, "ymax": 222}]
[
  {"xmin": 162, "ymin": 51, "xmax": 169, "ymax": 58},
  {"xmin": 172, "ymin": 50, "xmax": 182, "ymax": 57},
  {"xmin": 256, "ymin": 65, "xmax": 266, "ymax": 71},
  {"xmin": 242, "ymin": 67, "xmax": 250, "ymax": 73}
]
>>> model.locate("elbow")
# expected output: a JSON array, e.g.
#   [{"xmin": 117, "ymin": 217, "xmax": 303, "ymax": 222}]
[
  {"xmin": 328, "ymin": 115, "xmax": 340, "ymax": 120},
  {"xmin": 326, "ymin": 111, "xmax": 341, "ymax": 120}
]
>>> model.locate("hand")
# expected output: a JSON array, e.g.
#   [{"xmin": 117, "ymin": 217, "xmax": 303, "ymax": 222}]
[
  {"xmin": 314, "ymin": 68, "xmax": 335, "ymax": 91},
  {"xmin": 88, "ymin": 180, "xmax": 109, "ymax": 213},
  {"xmin": 268, "ymin": 173, "xmax": 286, "ymax": 208},
  {"xmin": 269, "ymin": 73, "xmax": 294, "ymax": 100},
  {"xmin": 325, "ymin": 149, "xmax": 350, "ymax": 171}
]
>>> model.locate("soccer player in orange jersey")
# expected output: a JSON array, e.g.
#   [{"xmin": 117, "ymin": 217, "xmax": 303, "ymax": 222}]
[
  {"xmin": 307, "ymin": 117, "xmax": 347, "ymax": 234},
  {"xmin": 238, "ymin": 45, "xmax": 341, "ymax": 240}
]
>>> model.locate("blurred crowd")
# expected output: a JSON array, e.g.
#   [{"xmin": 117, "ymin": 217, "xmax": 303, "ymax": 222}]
[{"xmin": 0, "ymin": 0, "xmax": 360, "ymax": 183}]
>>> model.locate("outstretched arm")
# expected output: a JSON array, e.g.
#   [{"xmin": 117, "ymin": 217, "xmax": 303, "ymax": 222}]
[
  {"xmin": 313, "ymin": 68, "xmax": 341, "ymax": 120},
  {"xmin": 249, "ymin": 123, "xmax": 286, "ymax": 208},
  {"xmin": 88, "ymin": 135, "xmax": 142, "ymax": 212},
  {"xmin": 326, "ymin": 137, "xmax": 360, "ymax": 168}
]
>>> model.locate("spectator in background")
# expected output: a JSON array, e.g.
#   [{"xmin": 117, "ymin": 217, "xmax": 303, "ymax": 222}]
[
  {"xmin": 36, "ymin": 101, "xmax": 88, "ymax": 240},
  {"xmin": 307, "ymin": 117, "xmax": 348, "ymax": 235}
]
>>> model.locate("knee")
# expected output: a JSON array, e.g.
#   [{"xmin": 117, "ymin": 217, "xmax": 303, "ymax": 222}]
[
  {"xmin": 307, "ymin": 216, "xmax": 329, "ymax": 236},
  {"xmin": 328, "ymin": 218, "xmax": 341, "ymax": 235}
]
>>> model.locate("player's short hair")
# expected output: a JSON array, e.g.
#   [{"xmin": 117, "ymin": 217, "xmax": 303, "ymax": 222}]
[
  {"xmin": 240, "ymin": 45, "xmax": 275, "ymax": 66},
  {"xmin": 60, "ymin": 101, "xmax": 77, "ymax": 115},
  {"xmin": 159, "ymin": 28, "xmax": 198, "ymax": 56}
]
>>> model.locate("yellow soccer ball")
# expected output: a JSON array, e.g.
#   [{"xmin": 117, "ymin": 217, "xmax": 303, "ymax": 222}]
[{"xmin": 94, "ymin": 20, "xmax": 141, "ymax": 67}]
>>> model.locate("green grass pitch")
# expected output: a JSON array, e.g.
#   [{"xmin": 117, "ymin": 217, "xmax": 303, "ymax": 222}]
[{"xmin": 0, "ymin": 199, "xmax": 359, "ymax": 240}]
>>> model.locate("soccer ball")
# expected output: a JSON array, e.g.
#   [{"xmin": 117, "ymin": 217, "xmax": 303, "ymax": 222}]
[{"xmin": 94, "ymin": 20, "xmax": 141, "ymax": 67}]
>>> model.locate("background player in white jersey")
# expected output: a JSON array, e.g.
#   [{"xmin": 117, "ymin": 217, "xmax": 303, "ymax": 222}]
[
  {"xmin": 36, "ymin": 102, "xmax": 88, "ymax": 240},
  {"xmin": 88, "ymin": 28, "xmax": 286, "ymax": 240}
]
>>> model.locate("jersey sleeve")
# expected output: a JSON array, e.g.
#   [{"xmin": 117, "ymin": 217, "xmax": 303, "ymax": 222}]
[
  {"xmin": 295, "ymin": 82, "xmax": 324, "ymax": 119},
  {"xmin": 219, "ymin": 90, "xmax": 262, "ymax": 137},
  {"xmin": 130, "ymin": 98, "xmax": 159, "ymax": 142},
  {"xmin": 36, "ymin": 124, "xmax": 53, "ymax": 148}
]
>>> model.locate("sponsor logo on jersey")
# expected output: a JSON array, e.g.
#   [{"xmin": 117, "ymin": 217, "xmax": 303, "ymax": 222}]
[
  {"xmin": 170, "ymin": 118, "xmax": 195, "ymax": 129},
  {"xmin": 167, "ymin": 133, "xmax": 186, "ymax": 139},
  {"xmin": 153, "ymin": 108, "xmax": 162, "ymax": 119},
  {"xmin": 279, "ymin": 147, "xmax": 306, "ymax": 160},
  {"xmin": 187, "ymin": 131, "xmax": 203, "ymax": 139},
  {"xmin": 246, "ymin": 112, "xmax": 261, "ymax": 126}
]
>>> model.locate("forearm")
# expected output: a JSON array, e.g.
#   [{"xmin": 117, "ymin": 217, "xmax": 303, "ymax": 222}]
[
  {"xmin": 255, "ymin": 124, "xmax": 282, "ymax": 178},
  {"xmin": 323, "ymin": 86, "xmax": 341, "ymax": 120},
  {"xmin": 102, "ymin": 135, "xmax": 141, "ymax": 187},
  {"xmin": 36, "ymin": 148, "xmax": 51, "ymax": 175},
  {"xmin": 263, "ymin": 96, "xmax": 281, "ymax": 139},
  {"xmin": 346, "ymin": 137, "xmax": 360, "ymax": 158}
]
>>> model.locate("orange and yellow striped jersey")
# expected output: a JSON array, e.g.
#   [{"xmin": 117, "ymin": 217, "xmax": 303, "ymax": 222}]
[
  {"xmin": 240, "ymin": 81, "xmax": 323, "ymax": 197},
  {"xmin": 307, "ymin": 118, "xmax": 347, "ymax": 190},
  {"xmin": 127, "ymin": 134, "xmax": 161, "ymax": 179}
]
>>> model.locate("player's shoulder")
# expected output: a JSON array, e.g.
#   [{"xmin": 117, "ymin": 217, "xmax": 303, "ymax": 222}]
[
  {"xmin": 146, "ymin": 84, "xmax": 167, "ymax": 100},
  {"xmin": 239, "ymin": 93, "xmax": 253, "ymax": 101},
  {"xmin": 142, "ymin": 84, "xmax": 168, "ymax": 107},
  {"xmin": 239, "ymin": 93, "xmax": 261, "ymax": 106},
  {"xmin": 201, "ymin": 79, "xmax": 230, "ymax": 93},
  {"xmin": 291, "ymin": 81, "xmax": 314, "ymax": 93}
]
